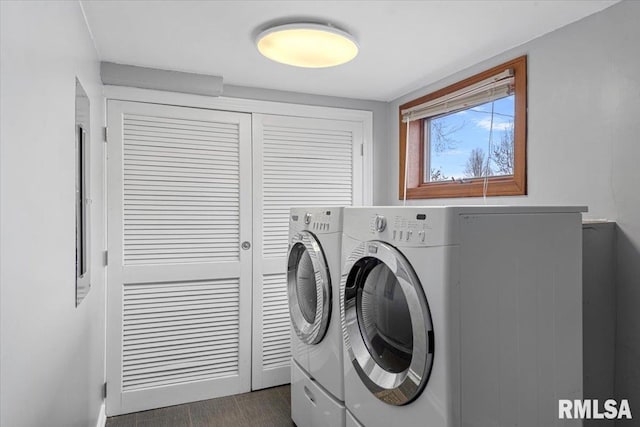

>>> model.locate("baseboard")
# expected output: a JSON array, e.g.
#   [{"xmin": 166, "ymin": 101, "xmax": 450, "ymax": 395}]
[{"xmin": 95, "ymin": 401, "xmax": 106, "ymax": 427}]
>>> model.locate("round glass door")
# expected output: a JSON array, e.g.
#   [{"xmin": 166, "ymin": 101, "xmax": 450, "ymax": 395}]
[
  {"xmin": 287, "ymin": 231, "xmax": 331, "ymax": 345},
  {"xmin": 342, "ymin": 241, "xmax": 434, "ymax": 405}
]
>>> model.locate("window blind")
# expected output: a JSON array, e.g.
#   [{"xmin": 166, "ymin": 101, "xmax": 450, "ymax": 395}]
[{"xmin": 401, "ymin": 69, "xmax": 514, "ymax": 123}]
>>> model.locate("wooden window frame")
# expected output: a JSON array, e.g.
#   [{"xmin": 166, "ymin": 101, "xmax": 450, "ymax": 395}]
[{"xmin": 399, "ymin": 56, "xmax": 527, "ymax": 199}]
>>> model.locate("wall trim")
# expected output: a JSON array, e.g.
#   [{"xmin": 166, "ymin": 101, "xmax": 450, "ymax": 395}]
[
  {"xmin": 95, "ymin": 402, "xmax": 106, "ymax": 427},
  {"xmin": 104, "ymin": 85, "xmax": 372, "ymax": 121}
]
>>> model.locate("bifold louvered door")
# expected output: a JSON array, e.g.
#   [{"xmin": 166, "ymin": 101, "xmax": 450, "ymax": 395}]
[
  {"xmin": 106, "ymin": 101, "xmax": 252, "ymax": 415},
  {"xmin": 251, "ymin": 114, "xmax": 363, "ymax": 389}
]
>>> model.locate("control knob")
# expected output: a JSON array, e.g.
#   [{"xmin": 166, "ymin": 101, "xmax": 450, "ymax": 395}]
[{"xmin": 374, "ymin": 215, "xmax": 387, "ymax": 232}]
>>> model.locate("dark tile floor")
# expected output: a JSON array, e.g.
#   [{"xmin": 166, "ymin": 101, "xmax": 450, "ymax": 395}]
[{"xmin": 106, "ymin": 385, "xmax": 294, "ymax": 427}]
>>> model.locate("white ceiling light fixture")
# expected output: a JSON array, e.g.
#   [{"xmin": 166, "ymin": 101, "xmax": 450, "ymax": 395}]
[{"xmin": 256, "ymin": 23, "xmax": 359, "ymax": 68}]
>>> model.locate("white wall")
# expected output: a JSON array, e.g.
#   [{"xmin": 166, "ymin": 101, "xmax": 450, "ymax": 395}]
[
  {"xmin": 385, "ymin": 0, "xmax": 640, "ymax": 417},
  {"xmin": 0, "ymin": 2, "xmax": 106, "ymax": 427}
]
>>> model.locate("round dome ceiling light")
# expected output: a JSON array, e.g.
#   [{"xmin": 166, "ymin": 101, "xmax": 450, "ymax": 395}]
[{"xmin": 256, "ymin": 23, "xmax": 359, "ymax": 68}]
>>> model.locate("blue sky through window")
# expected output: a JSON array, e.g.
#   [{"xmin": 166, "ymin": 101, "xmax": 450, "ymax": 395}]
[{"xmin": 427, "ymin": 95, "xmax": 515, "ymax": 181}]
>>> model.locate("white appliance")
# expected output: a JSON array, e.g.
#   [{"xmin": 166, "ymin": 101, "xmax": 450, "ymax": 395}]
[
  {"xmin": 288, "ymin": 207, "xmax": 346, "ymax": 427},
  {"xmin": 340, "ymin": 206, "xmax": 585, "ymax": 427},
  {"xmin": 347, "ymin": 410, "xmax": 364, "ymax": 427}
]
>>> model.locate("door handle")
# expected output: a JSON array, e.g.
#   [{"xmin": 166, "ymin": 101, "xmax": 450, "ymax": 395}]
[
  {"xmin": 241, "ymin": 241, "xmax": 251, "ymax": 250},
  {"xmin": 303, "ymin": 385, "xmax": 315, "ymax": 404}
]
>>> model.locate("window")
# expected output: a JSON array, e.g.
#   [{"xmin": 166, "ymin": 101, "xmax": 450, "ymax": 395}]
[
  {"xmin": 399, "ymin": 56, "xmax": 527, "ymax": 199},
  {"xmin": 75, "ymin": 78, "xmax": 91, "ymax": 306}
]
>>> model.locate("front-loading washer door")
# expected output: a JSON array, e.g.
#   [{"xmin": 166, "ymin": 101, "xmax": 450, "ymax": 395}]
[
  {"xmin": 342, "ymin": 240, "xmax": 434, "ymax": 406},
  {"xmin": 287, "ymin": 230, "xmax": 331, "ymax": 345}
]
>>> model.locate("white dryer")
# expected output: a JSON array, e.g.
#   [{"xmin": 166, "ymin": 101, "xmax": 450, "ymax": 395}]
[
  {"xmin": 340, "ymin": 206, "xmax": 585, "ymax": 427},
  {"xmin": 288, "ymin": 207, "xmax": 346, "ymax": 427}
]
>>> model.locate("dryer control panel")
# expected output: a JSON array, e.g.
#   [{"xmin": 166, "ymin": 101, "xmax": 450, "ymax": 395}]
[
  {"xmin": 357, "ymin": 208, "xmax": 454, "ymax": 247},
  {"xmin": 368, "ymin": 213, "xmax": 431, "ymax": 244},
  {"xmin": 391, "ymin": 214, "xmax": 431, "ymax": 243}
]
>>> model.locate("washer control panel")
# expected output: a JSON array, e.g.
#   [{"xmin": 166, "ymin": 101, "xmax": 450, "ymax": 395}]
[
  {"xmin": 311, "ymin": 219, "xmax": 331, "ymax": 232},
  {"xmin": 291, "ymin": 208, "xmax": 342, "ymax": 233}
]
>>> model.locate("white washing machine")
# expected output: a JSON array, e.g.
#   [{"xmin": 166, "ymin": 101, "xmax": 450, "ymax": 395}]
[
  {"xmin": 288, "ymin": 207, "xmax": 346, "ymax": 427},
  {"xmin": 340, "ymin": 206, "xmax": 585, "ymax": 427}
]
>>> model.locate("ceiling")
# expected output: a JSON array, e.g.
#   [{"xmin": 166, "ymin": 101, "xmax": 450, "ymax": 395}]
[{"xmin": 81, "ymin": 0, "xmax": 618, "ymax": 102}]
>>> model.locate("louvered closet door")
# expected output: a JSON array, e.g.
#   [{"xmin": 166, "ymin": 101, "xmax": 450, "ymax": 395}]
[
  {"xmin": 106, "ymin": 101, "xmax": 252, "ymax": 415},
  {"xmin": 251, "ymin": 114, "xmax": 363, "ymax": 389}
]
